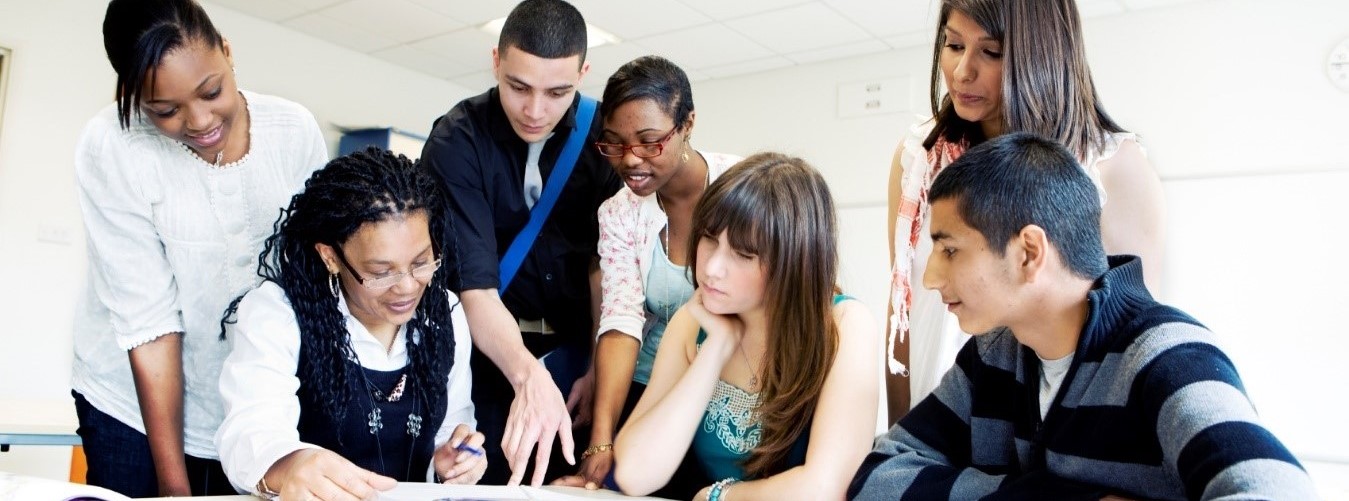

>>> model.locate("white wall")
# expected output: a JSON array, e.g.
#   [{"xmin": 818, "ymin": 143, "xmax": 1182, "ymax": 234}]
[
  {"xmin": 1, "ymin": 0, "xmax": 1347, "ymax": 491},
  {"xmin": 0, "ymin": 0, "xmax": 471, "ymax": 476},
  {"xmin": 690, "ymin": 0, "xmax": 1349, "ymax": 473}
]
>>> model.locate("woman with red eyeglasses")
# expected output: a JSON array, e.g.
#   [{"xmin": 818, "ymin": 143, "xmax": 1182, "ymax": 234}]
[{"xmin": 552, "ymin": 55, "xmax": 740, "ymax": 497}]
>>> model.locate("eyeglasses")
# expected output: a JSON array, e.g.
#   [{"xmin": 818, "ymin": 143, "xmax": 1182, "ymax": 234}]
[
  {"xmin": 594, "ymin": 127, "xmax": 678, "ymax": 158},
  {"xmin": 334, "ymin": 248, "xmax": 440, "ymax": 290}
]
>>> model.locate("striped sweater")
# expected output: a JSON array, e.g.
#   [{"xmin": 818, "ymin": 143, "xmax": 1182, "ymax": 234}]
[{"xmin": 849, "ymin": 256, "xmax": 1315, "ymax": 500}]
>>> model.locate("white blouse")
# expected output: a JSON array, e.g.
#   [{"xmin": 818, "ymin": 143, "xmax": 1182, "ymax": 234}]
[
  {"xmin": 216, "ymin": 281, "xmax": 476, "ymax": 493},
  {"xmin": 70, "ymin": 90, "xmax": 328, "ymax": 459}
]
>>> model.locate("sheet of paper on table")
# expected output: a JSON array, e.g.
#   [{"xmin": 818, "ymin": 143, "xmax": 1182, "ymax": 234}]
[{"xmin": 376, "ymin": 483, "xmax": 673, "ymax": 501}]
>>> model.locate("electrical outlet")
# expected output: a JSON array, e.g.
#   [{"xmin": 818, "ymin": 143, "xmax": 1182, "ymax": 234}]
[
  {"xmin": 837, "ymin": 77, "xmax": 911, "ymax": 118},
  {"xmin": 36, "ymin": 224, "xmax": 73, "ymax": 245}
]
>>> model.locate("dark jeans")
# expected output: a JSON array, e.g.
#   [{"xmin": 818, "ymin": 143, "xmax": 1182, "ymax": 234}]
[
  {"xmin": 471, "ymin": 336, "xmax": 590, "ymax": 485},
  {"xmin": 72, "ymin": 391, "xmax": 234, "ymax": 497}
]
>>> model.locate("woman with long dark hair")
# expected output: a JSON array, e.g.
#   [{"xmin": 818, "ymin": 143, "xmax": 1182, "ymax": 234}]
[
  {"xmin": 885, "ymin": 0, "xmax": 1167, "ymax": 418},
  {"xmin": 71, "ymin": 0, "xmax": 326, "ymax": 496},
  {"xmin": 612, "ymin": 153, "xmax": 880, "ymax": 500},
  {"xmin": 215, "ymin": 148, "xmax": 485, "ymax": 499}
]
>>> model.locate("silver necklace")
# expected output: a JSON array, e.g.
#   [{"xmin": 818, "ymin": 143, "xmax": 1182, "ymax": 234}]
[
  {"xmin": 654, "ymin": 157, "xmax": 710, "ymax": 262},
  {"xmin": 738, "ymin": 340, "xmax": 759, "ymax": 391}
]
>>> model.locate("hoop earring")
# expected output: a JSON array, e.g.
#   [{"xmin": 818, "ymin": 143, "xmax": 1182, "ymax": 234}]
[{"xmin": 328, "ymin": 272, "xmax": 340, "ymax": 298}]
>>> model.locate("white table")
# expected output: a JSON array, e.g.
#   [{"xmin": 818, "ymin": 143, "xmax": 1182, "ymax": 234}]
[
  {"xmin": 138, "ymin": 484, "xmax": 675, "ymax": 500},
  {"xmin": 0, "ymin": 398, "xmax": 80, "ymax": 451}
]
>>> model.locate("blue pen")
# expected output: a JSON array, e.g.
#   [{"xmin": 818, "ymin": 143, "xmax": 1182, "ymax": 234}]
[{"xmin": 456, "ymin": 443, "xmax": 485, "ymax": 456}]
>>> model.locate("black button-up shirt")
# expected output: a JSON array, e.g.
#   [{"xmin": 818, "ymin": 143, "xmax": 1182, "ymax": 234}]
[{"xmin": 421, "ymin": 88, "xmax": 620, "ymax": 342}]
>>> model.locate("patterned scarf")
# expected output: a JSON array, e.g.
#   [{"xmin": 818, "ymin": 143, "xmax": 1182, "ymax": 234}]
[{"xmin": 887, "ymin": 134, "xmax": 966, "ymax": 375}]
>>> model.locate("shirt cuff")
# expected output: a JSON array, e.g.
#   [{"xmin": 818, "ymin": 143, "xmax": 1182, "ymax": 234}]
[{"xmin": 116, "ymin": 324, "xmax": 184, "ymax": 351}]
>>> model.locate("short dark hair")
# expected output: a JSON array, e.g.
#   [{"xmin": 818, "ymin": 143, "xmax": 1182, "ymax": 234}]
[
  {"xmin": 600, "ymin": 56, "xmax": 694, "ymax": 129},
  {"xmin": 929, "ymin": 132, "xmax": 1108, "ymax": 279},
  {"xmin": 498, "ymin": 0, "xmax": 587, "ymax": 65},
  {"xmin": 103, "ymin": 0, "xmax": 225, "ymax": 129}
]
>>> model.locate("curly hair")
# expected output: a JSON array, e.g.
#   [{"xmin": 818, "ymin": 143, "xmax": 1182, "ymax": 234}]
[{"xmin": 224, "ymin": 147, "xmax": 457, "ymax": 429}]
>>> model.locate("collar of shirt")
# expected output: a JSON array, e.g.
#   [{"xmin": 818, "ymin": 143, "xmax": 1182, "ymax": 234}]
[
  {"xmin": 335, "ymin": 288, "xmax": 411, "ymax": 371},
  {"xmin": 484, "ymin": 87, "xmax": 583, "ymax": 149}
]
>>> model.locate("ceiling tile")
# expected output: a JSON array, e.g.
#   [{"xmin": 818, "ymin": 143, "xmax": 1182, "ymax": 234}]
[
  {"xmin": 822, "ymin": 0, "xmax": 939, "ymax": 37},
  {"xmin": 884, "ymin": 30, "xmax": 932, "ymax": 50},
  {"xmin": 675, "ymin": 0, "xmax": 814, "ymax": 20},
  {"xmin": 317, "ymin": 0, "xmax": 465, "ymax": 44},
  {"xmin": 283, "ymin": 12, "xmax": 400, "ymax": 53},
  {"xmin": 582, "ymin": 42, "xmax": 658, "ymax": 89},
  {"xmin": 685, "ymin": 68, "xmax": 712, "ymax": 82},
  {"xmin": 567, "ymin": 0, "xmax": 710, "ymax": 40},
  {"xmin": 206, "ymin": 0, "xmax": 345, "ymax": 22},
  {"xmin": 787, "ymin": 39, "xmax": 891, "ymax": 64},
  {"xmin": 635, "ymin": 24, "xmax": 775, "ymax": 70},
  {"xmin": 370, "ymin": 45, "xmax": 471, "ymax": 80},
  {"xmin": 699, "ymin": 56, "xmax": 795, "ymax": 79},
  {"xmin": 724, "ymin": 3, "xmax": 873, "ymax": 54},
  {"xmin": 404, "ymin": 0, "xmax": 518, "ymax": 25},
  {"xmin": 409, "ymin": 27, "xmax": 498, "ymax": 72}
]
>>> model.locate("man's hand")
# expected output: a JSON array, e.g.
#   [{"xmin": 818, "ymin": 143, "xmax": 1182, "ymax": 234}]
[
  {"xmin": 566, "ymin": 367, "xmax": 596, "ymax": 428},
  {"xmin": 503, "ymin": 363, "xmax": 575, "ymax": 486}
]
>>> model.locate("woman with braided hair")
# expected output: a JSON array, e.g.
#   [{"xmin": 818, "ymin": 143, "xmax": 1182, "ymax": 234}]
[{"xmin": 216, "ymin": 147, "xmax": 485, "ymax": 499}]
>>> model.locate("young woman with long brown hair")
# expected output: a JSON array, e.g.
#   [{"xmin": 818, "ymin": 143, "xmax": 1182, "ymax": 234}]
[
  {"xmin": 885, "ymin": 0, "xmax": 1166, "ymax": 418},
  {"xmin": 612, "ymin": 153, "xmax": 879, "ymax": 500}
]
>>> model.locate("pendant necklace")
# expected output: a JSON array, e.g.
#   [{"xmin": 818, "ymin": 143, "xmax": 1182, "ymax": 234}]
[
  {"xmin": 738, "ymin": 340, "xmax": 759, "ymax": 391},
  {"xmin": 654, "ymin": 158, "xmax": 710, "ymax": 264},
  {"xmin": 354, "ymin": 356, "xmax": 423, "ymax": 482}
]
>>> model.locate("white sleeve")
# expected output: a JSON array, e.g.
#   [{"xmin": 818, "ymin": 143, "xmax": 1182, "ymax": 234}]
[
  {"xmin": 427, "ymin": 290, "xmax": 477, "ymax": 482},
  {"xmin": 74, "ymin": 120, "xmax": 184, "ymax": 350},
  {"xmin": 216, "ymin": 284, "xmax": 320, "ymax": 493},
  {"xmin": 298, "ymin": 106, "xmax": 329, "ymax": 182}
]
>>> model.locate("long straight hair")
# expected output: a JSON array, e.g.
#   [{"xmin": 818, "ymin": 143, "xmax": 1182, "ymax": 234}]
[
  {"xmin": 686, "ymin": 153, "xmax": 839, "ymax": 478},
  {"xmin": 925, "ymin": 0, "xmax": 1124, "ymax": 159}
]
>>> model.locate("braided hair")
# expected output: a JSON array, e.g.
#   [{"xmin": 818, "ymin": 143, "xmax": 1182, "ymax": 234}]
[{"xmin": 225, "ymin": 147, "xmax": 456, "ymax": 428}]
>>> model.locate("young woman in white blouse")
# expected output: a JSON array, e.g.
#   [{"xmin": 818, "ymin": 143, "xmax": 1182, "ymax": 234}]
[
  {"xmin": 216, "ymin": 148, "xmax": 486, "ymax": 500},
  {"xmin": 71, "ymin": 0, "xmax": 327, "ymax": 496},
  {"xmin": 554, "ymin": 55, "xmax": 740, "ymax": 496}
]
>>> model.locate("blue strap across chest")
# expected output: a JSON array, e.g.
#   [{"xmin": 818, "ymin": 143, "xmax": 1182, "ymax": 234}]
[{"xmin": 497, "ymin": 95, "xmax": 598, "ymax": 295}]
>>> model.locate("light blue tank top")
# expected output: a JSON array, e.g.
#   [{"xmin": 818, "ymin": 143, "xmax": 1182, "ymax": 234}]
[
  {"xmin": 635, "ymin": 243, "xmax": 694, "ymax": 385},
  {"xmin": 690, "ymin": 294, "xmax": 850, "ymax": 480}
]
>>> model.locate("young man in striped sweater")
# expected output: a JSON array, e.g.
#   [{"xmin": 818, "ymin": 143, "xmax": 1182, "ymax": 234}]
[{"xmin": 848, "ymin": 133, "xmax": 1315, "ymax": 500}]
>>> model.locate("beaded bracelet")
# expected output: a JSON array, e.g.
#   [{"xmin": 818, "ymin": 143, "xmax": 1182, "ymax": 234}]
[
  {"xmin": 709, "ymin": 477, "xmax": 738, "ymax": 501},
  {"xmin": 582, "ymin": 443, "xmax": 613, "ymax": 460}
]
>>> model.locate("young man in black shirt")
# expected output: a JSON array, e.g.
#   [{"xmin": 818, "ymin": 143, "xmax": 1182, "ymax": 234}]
[{"xmin": 420, "ymin": 0, "xmax": 620, "ymax": 487}]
